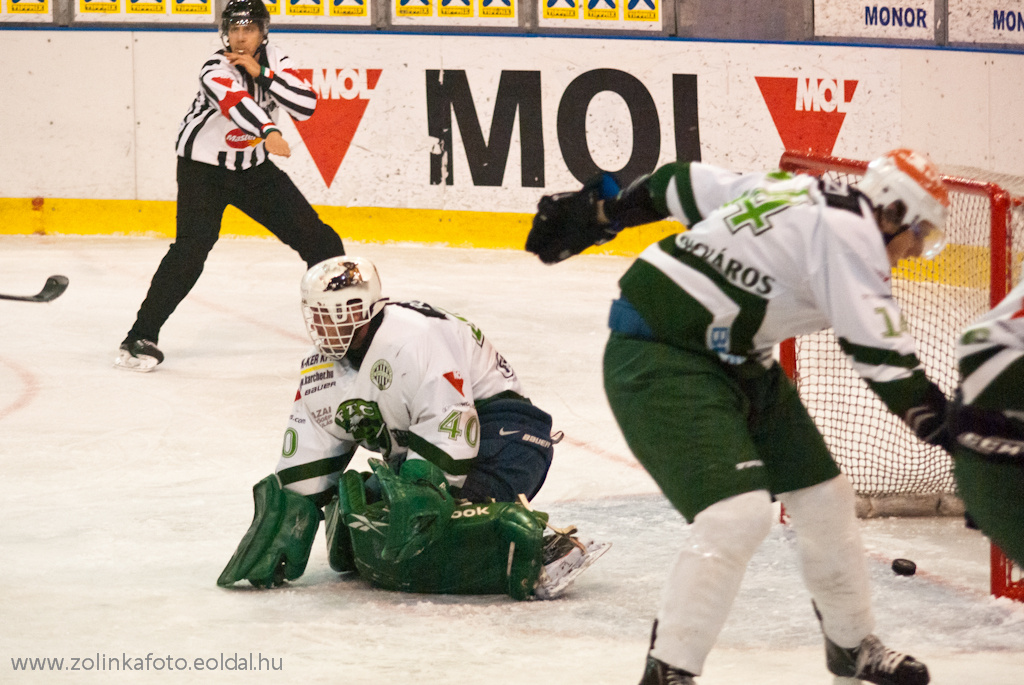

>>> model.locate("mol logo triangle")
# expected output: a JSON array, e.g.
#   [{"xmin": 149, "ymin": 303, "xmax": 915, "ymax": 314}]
[
  {"xmin": 756, "ymin": 77, "xmax": 858, "ymax": 155},
  {"xmin": 292, "ymin": 68, "xmax": 382, "ymax": 188}
]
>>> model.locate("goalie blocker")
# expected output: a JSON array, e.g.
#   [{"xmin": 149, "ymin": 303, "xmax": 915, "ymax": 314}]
[{"xmin": 218, "ymin": 459, "xmax": 608, "ymax": 600}]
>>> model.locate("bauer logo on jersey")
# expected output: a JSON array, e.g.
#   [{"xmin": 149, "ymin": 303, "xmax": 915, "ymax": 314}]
[
  {"xmin": 370, "ymin": 359, "xmax": 393, "ymax": 391},
  {"xmin": 225, "ymin": 129, "xmax": 260, "ymax": 149}
]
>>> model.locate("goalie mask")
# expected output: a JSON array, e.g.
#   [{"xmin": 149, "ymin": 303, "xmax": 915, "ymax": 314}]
[
  {"xmin": 301, "ymin": 257, "xmax": 385, "ymax": 360},
  {"xmin": 220, "ymin": 0, "xmax": 270, "ymax": 50},
  {"xmin": 858, "ymin": 148, "xmax": 951, "ymax": 259}
]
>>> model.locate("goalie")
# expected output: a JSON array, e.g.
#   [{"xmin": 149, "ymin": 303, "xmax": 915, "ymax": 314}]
[
  {"xmin": 218, "ymin": 256, "xmax": 608, "ymax": 600},
  {"xmin": 527, "ymin": 150, "xmax": 951, "ymax": 685},
  {"xmin": 949, "ymin": 278, "xmax": 1024, "ymax": 566}
]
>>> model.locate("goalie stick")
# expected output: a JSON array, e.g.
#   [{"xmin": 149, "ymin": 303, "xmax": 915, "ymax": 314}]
[{"xmin": 0, "ymin": 275, "xmax": 69, "ymax": 303}]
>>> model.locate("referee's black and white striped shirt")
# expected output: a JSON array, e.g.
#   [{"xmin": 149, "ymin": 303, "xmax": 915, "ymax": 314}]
[{"xmin": 175, "ymin": 43, "xmax": 317, "ymax": 171}]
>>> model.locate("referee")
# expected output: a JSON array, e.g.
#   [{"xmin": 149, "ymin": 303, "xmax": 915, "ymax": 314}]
[{"xmin": 117, "ymin": 0, "xmax": 345, "ymax": 371}]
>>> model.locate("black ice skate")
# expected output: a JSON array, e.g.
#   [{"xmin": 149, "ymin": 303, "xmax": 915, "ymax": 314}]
[
  {"xmin": 115, "ymin": 335, "xmax": 164, "ymax": 372},
  {"xmin": 823, "ymin": 634, "xmax": 929, "ymax": 685},
  {"xmin": 814, "ymin": 603, "xmax": 929, "ymax": 685},
  {"xmin": 638, "ymin": 655, "xmax": 696, "ymax": 685}
]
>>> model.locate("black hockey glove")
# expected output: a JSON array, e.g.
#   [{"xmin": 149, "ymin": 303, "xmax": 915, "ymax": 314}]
[
  {"xmin": 526, "ymin": 173, "xmax": 622, "ymax": 264},
  {"xmin": 902, "ymin": 383, "xmax": 953, "ymax": 451},
  {"xmin": 947, "ymin": 390, "xmax": 1024, "ymax": 464}
]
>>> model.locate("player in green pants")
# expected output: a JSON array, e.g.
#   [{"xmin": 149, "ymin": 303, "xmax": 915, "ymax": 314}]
[
  {"xmin": 527, "ymin": 149, "xmax": 951, "ymax": 685},
  {"xmin": 950, "ymin": 278, "xmax": 1024, "ymax": 566}
]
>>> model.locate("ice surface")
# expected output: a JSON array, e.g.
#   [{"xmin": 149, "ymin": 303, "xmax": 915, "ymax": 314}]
[{"xmin": 1, "ymin": 235, "xmax": 1022, "ymax": 684}]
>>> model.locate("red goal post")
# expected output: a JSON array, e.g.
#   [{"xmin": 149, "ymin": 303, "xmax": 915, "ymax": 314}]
[{"xmin": 776, "ymin": 150, "xmax": 1023, "ymax": 601}]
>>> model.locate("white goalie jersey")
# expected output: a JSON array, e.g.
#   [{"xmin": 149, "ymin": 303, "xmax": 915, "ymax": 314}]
[{"xmin": 275, "ymin": 301, "xmax": 524, "ymax": 499}]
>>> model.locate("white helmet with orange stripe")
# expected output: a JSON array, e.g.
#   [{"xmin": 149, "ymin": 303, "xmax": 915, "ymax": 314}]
[{"xmin": 858, "ymin": 148, "xmax": 951, "ymax": 259}]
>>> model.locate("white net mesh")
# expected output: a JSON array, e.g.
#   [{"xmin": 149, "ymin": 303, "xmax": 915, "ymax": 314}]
[{"xmin": 780, "ymin": 153, "xmax": 1024, "ymax": 511}]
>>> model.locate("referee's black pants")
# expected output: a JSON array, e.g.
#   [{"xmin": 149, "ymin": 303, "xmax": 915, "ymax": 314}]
[{"xmin": 130, "ymin": 157, "xmax": 345, "ymax": 342}]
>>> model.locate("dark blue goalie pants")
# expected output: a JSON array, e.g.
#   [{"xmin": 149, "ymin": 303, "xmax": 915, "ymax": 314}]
[{"xmin": 458, "ymin": 398, "xmax": 555, "ymax": 503}]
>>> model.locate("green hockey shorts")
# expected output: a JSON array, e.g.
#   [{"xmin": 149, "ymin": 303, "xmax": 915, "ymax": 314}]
[
  {"xmin": 603, "ymin": 332, "xmax": 840, "ymax": 522},
  {"xmin": 952, "ymin": 450, "xmax": 1024, "ymax": 566}
]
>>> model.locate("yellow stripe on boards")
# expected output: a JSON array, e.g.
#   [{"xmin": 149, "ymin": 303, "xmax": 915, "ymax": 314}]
[
  {"xmin": 0, "ymin": 198, "xmax": 178, "ymax": 238},
  {"xmin": 894, "ymin": 244, "xmax": 1023, "ymax": 290},
  {"xmin": 9, "ymin": 197, "xmax": 1003, "ymax": 283},
  {"xmin": 0, "ymin": 197, "xmax": 680, "ymax": 257}
]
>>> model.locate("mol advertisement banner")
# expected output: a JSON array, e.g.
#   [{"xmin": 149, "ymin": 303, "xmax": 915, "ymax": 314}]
[
  {"xmin": 5, "ymin": 32, "xmax": 1024, "ymax": 209},
  {"xmin": 230, "ymin": 36, "xmax": 905, "ymax": 213}
]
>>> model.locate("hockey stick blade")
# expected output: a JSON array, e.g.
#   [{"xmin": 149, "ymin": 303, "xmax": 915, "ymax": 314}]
[{"xmin": 0, "ymin": 275, "xmax": 69, "ymax": 303}]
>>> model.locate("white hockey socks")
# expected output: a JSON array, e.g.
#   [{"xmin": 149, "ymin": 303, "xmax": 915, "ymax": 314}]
[
  {"xmin": 777, "ymin": 475, "xmax": 874, "ymax": 649},
  {"xmin": 651, "ymin": 490, "xmax": 774, "ymax": 675}
]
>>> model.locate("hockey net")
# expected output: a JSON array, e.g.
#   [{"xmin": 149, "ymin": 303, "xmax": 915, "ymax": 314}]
[{"xmin": 777, "ymin": 150, "xmax": 1024, "ymax": 601}]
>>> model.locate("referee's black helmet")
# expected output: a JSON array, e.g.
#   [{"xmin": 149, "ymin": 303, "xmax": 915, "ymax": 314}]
[{"xmin": 221, "ymin": 0, "xmax": 270, "ymax": 47}]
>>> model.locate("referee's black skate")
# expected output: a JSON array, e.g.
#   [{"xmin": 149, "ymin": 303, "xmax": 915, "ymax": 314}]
[
  {"xmin": 638, "ymin": 655, "xmax": 696, "ymax": 685},
  {"xmin": 115, "ymin": 335, "xmax": 164, "ymax": 372}
]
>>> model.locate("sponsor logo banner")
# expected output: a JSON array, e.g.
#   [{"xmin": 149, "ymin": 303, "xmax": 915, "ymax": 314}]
[
  {"xmin": 170, "ymin": 0, "xmax": 211, "ymax": 15},
  {"xmin": 949, "ymin": 0, "xmax": 1024, "ymax": 44},
  {"xmin": 756, "ymin": 76, "xmax": 858, "ymax": 155},
  {"xmin": 292, "ymin": 68, "xmax": 381, "ymax": 188},
  {"xmin": 814, "ymin": 0, "xmax": 934, "ymax": 40},
  {"xmin": 8, "ymin": 0, "xmax": 49, "ymax": 12}
]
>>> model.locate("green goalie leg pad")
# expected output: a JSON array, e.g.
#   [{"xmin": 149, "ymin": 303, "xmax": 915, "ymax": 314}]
[
  {"xmin": 325, "ymin": 471, "xmax": 368, "ymax": 573},
  {"xmin": 217, "ymin": 475, "xmax": 321, "ymax": 589},
  {"xmin": 499, "ymin": 504, "xmax": 547, "ymax": 600},
  {"xmin": 344, "ymin": 497, "xmax": 547, "ymax": 599},
  {"xmin": 372, "ymin": 458, "xmax": 456, "ymax": 563}
]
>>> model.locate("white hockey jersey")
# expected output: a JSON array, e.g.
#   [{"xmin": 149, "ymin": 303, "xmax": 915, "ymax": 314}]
[
  {"xmin": 619, "ymin": 162, "xmax": 934, "ymax": 415},
  {"xmin": 275, "ymin": 301, "xmax": 524, "ymax": 499},
  {"xmin": 175, "ymin": 43, "xmax": 317, "ymax": 171},
  {"xmin": 956, "ymin": 279, "xmax": 1024, "ymax": 408}
]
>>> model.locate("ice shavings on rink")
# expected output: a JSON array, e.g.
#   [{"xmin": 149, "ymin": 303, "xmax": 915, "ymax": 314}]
[{"xmin": 1, "ymin": 235, "xmax": 1023, "ymax": 685}]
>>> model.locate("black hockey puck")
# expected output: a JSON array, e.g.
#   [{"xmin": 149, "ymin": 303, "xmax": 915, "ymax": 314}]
[{"xmin": 892, "ymin": 558, "xmax": 917, "ymax": 576}]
